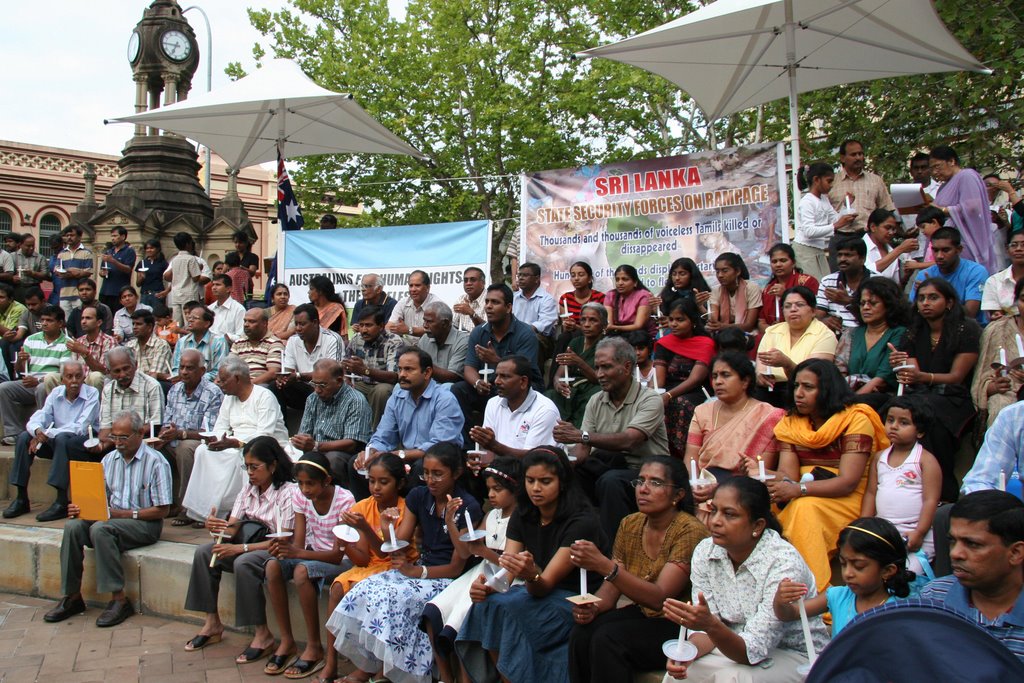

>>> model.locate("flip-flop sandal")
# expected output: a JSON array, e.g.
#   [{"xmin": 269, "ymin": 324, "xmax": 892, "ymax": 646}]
[
  {"xmin": 172, "ymin": 517, "xmax": 193, "ymax": 527},
  {"xmin": 235, "ymin": 644, "xmax": 274, "ymax": 664},
  {"xmin": 184, "ymin": 632, "xmax": 222, "ymax": 651},
  {"xmin": 264, "ymin": 652, "xmax": 297, "ymax": 676},
  {"xmin": 191, "ymin": 521, "xmax": 206, "ymax": 529},
  {"xmin": 285, "ymin": 658, "xmax": 325, "ymax": 679}
]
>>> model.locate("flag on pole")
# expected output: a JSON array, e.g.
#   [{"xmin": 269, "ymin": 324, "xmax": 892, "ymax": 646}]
[{"xmin": 264, "ymin": 146, "xmax": 304, "ymax": 300}]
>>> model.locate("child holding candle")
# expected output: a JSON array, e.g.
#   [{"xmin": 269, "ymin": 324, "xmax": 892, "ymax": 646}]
[
  {"xmin": 971, "ymin": 277, "xmax": 1024, "ymax": 426},
  {"xmin": 773, "ymin": 517, "xmax": 914, "ymax": 635},
  {"xmin": 627, "ymin": 330, "xmax": 657, "ymax": 388},
  {"xmin": 327, "ymin": 443, "xmax": 481, "ymax": 683},
  {"xmin": 457, "ymin": 447, "xmax": 605, "ymax": 683},
  {"xmin": 263, "ymin": 453, "xmax": 354, "ymax": 677},
  {"xmin": 860, "ymin": 398, "xmax": 941, "ymax": 576},
  {"xmin": 424, "ymin": 457, "xmax": 522, "ymax": 682}
]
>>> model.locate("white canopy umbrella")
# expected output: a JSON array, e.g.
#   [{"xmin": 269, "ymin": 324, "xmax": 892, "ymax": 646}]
[
  {"xmin": 106, "ymin": 58, "xmax": 423, "ymax": 169},
  {"xmin": 579, "ymin": 0, "xmax": 989, "ymax": 229}
]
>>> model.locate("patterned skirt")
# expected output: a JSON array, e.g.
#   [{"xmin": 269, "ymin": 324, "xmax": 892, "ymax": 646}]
[
  {"xmin": 665, "ymin": 390, "xmax": 705, "ymax": 459},
  {"xmin": 326, "ymin": 569, "xmax": 451, "ymax": 683}
]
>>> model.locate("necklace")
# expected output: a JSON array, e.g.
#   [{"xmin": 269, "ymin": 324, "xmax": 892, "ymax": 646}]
[
  {"xmin": 713, "ymin": 396, "xmax": 753, "ymax": 430},
  {"xmin": 929, "ymin": 332, "xmax": 941, "ymax": 349}
]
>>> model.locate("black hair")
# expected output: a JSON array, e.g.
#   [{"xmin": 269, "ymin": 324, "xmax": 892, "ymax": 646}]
[
  {"xmin": 368, "ymin": 452, "xmax": 408, "ymax": 489},
  {"xmin": 243, "ymin": 436, "xmax": 295, "ymax": 488},
  {"xmin": 487, "ymin": 283, "xmax": 514, "ymax": 306},
  {"xmin": 929, "ymin": 145, "xmax": 960, "ymax": 165},
  {"xmin": 309, "ymin": 275, "xmax": 343, "ymax": 304},
  {"xmin": 797, "ymin": 161, "xmax": 835, "ymax": 191},
  {"xmin": 716, "ymin": 477, "xmax": 783, "ymax": 535},
  {"xmin": 79, "ymin": 302, "xmax": 101, "ymax": 319},
  {"xmin": 835, "ymin": 236, "xmax": 868, "ymax": 259},
  {"xmin": 516, "ymin": 446, "xmax": 595, "ymax": 526},
  {"xmin": 110, "ymin": 226, "xmax": 128, "ymax": 238},
  {"xmin": 320, "ymin": 213, "xmax": 338, "ymax": 227},
  {"xmin": 613, "ymin": 264, "xmax": 649, "ymax": 292},
  {"xmin": 714, "ymin": 252, "xmax": 750, "ymax": 280},
  {"xmin": 212, "ymin": 273, "xmax": 231, "ymax": 289},
  {"xmin": 356, "ymin": 304, "xmax": 385, "ymax": 326},
  {"xmin": 781, "ymin": 285, "xmax": 816, "ymax": 310},
  {"xmin": 484, "ymin": 456, "xmax": 522, "ymax": 495},
  {"xmin": 293, "ymin": 302, "xmax": 319, "ymax": 323},
  {"xmin": 880, "ymin": 396, "xmax": 932, "ymax": 436},
  {"xmin": 464, "ymin": 266, "xmax": 486, "ymax": 281},
  {"xmin": 399, "ymin": 346, "xmax": 434, "ymax": 373},
  {"xmin": 666, "ymin": 296, "xmax": 708, "ymax": 337},
  {"xmin": 191, "ymin": 306, "xmax": 214, "ymax": 324},
  {"xmin": 0, "ymin": 283, "xmax": 13, "ymax": 299},
  {"xmin": 788, "ymin": 358, "xmax": 854, "ymax": 419},
  {"xmin": 867, "ymin": 208, "xmax": 897, "ymax": 231},
  {"xmin": 569, "ymin": 261, "xmax": 594, "ymax": 287},
  {"xmin": 838, "ymin": 517, "xmax": 914, "ymax": 598},
  {"xmin": 839, "ymin": 139, "xmax": 864, "ymax": 156},
  {"xmin": 224, "ymin": 251, "xmax": 241, "ymax": 268},
  {"xmin": 77, "ymin": 278, "xmax": 97, "ymax": 290},
  {"xmin": 519, "ymin": 262, "xmax": 541, "ymax": 278},
  {"xmin": 5, "ymin": 233, "xmax": 23, "ymax": 245},
  {"xmin": 659, "ymin": 258, "xmax": 712, "ymax": 311},
  {"xmin": 151, "ymin": 303, "xmax": 172, "ymax": 318},
  {"xmin": 410, "ymin": 269, "xmax": 431, "ymax": 286},
  {"xmin": 1014, "ymin": 277, "xmax": 1024, "ymax": 303},
  {"xmin": 423, "ymin": 442, "xmax": 464, "ymax": 479},
  {"xmin": 640, "ymin": 455, "xmax": 694, "ymax": 514},
  {"xmin": 295, "ymin": 451, "xmax": 333, "ymax": 484},
  {"xmin": 915, "ymin": 206, "xmax": 945, "ymax": 227},
  {"xmin": 39, "ymin": 304, "xmax": 65, "ymax": 323},
  {"xmin": 624, "ymin": 329, "xmax": 653, "ymax": 352},
  {"xmin": 711, "ymin": 351, "xmax": 756, "ymax": 396},
  {"xmin": 23, "ymin": 286, "xmax": 44, "ymax": 302},
  {"xmin": 143, "ymin": 238, "xmax": 164, "ymax": 259},
  {"xmin": 118, "ymin": 285, "xmax": 139, "ymax": 298},
  {"xmin": 908, "ymin": 277, "xmax": 970, "ymax": 353},
  {"xmin": 211, "ymin": 260, "xmax": 224, "ymax": 273},
  {"xmin": 232, "ymin": 230, "xmax": 252, "ymax": 246},
  {"xmin": 271, "ymin": 283, "xmax": 289, "ymax": 298},
  {"xmin": 950, "ymin": 491, "xmax": 1024, "ymax": 546},
  {"xmin": 910, "ymin": 151, "xmax": 930, "ymax": 165},
  {"xmin": 768, "ymin": 242, "xmax": 799, "ymax": 267},
  {"xmin": 498, "ymin": 354, "xmax": 532, "ymax": 378},
  {"xmin": 931, "ymin": 226, "xmax": 962, "ymax": 247},
  {"xmin": 130, "ymin": 309, "xmax": 155, "ymax": 327},
  {"xmin": 714, "ymin": 327, "xmax": 755, "ymax": 353},
  {"xmin": 852, "ymin": 277, "xmax": 910, "ymax": 327}
]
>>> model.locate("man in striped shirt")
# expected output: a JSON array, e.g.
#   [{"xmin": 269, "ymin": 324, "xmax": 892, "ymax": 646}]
[
  {"xmin": 0, "ymin": 304, "xmax": 71, "ymax": 445},
  {"xmin": 232, "ymin": 307, "xmax": 284, "ymax": 388},
  {"xmin": 44, "ymin": 410, "xmax": 171, "ymax": 628},
  {"xmin": 55, "ymin": 226, "xmax": 93, "ymax": 317}
]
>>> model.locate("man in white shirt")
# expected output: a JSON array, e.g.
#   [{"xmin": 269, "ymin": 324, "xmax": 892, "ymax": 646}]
[
  {"xmin": 470, "ymin": 354, "xmax": 559, "ymax": 458},
  {"xmin": 208, "ymin": 274, "xmax": 245, "ymax": 343},
  {"xmin": 387, "ymin": 270, "xmax": 438, "ymax": 346},
  {"xmin": 277, "ymin": 303, "xmax": 345, "ymax": 413},
  {"xmin": 452, "ymin": 267, "xmax": 487, "ymax": 332},
  {"xmin": 900, "ymin": 151, "xmax": 943, "ymax": 261}
]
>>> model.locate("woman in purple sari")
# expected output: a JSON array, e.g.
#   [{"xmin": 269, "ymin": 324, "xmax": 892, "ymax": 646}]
[{"xmin": 930, "ymin": 145, "xmax": 999, "ymax": 272}]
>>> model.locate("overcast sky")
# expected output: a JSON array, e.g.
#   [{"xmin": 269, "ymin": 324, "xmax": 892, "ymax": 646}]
[{"xmin": 0, "ymin": 0, "xmax": 405, "ymax": 157}]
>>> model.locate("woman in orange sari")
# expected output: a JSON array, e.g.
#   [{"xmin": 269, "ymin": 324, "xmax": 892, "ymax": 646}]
[
  {"xmin": 765, "ymin": 359, "xmax": 889, "ymax": 592},
  {"xmin": 308, "ymin": 274, "xmax": 347, "ymax": 336},
  {"xmin": 266, "ymin": 283, "xmax": 296, "ymax": 340}
]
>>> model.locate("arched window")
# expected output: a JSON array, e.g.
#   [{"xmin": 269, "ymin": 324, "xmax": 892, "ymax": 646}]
[
  {"xmin": 39, "ymin": 214, "xmax": 63, "ymax": 258},
  {"xmin": 0, "ymin": 210, "xmax": 11, "ymax": 245}
]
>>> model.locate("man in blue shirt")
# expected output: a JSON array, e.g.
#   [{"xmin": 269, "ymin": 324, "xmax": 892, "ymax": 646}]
[
  {"xmin": 920, "ymin": 491, "xmax": 1024, "ymax": 661},
  {"xmin": 513, "ymin": 262, "xmax": 558, "ymax": 366},
  {"xmin": 2, "ymin": 360, "xmax": 99, "ymax": 521},
  {"xmin": 451, "ymin": 284, "xmax": 541, "ymax": 441},
  {"xmin": 98, "ymin": 227, "xmax": 136, "ymax": 313},
  {"xmin": 912, "ymin": 226, "xmax": 989, "ymax": 323},
  {"xmin": 350, "ymin": 348, "xmax": 463, "ymax": 497}
]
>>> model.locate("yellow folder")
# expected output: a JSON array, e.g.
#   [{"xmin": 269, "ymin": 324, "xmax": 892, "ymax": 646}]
[{"xmin": 70, "ymin": 462, "xmax": 109, "ymax": 521}]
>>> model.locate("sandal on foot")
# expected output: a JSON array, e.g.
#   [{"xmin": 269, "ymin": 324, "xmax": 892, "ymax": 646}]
[
  {"xmin": 172, "ymin": 517, "xmax": 193, "ymax": 527},
  {"xmin": 285, "ymin": 658, "xmax": 325, "ymax": 679},
  {"xmin": 265, "ymin": 652, "xmax": 297, "ymax": 676},
  {"xmin": 184, "ymin": 632, "xmax": 222, "ymax": 651},
  {"xmin": 235, "ymin": 644, "xmax": 274, "ymax": 664}
]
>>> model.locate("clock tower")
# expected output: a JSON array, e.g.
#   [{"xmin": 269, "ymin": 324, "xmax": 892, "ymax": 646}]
[{"xmin": 94, "ymin": 0, "xmax": 213, "ymax": 244}]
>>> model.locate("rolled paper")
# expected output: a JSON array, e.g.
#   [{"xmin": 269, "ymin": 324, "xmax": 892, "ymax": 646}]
[
  {"xmin": 689, "ymin": 459, "xmax": 698, "ymax": 482},
  {"xmin": 798, "ymin": 597, "xmax": 817, "ymax": 664},
  {"xmin": 757, "ymin": 456, "xmax": 767, "ymax": 482},
  {"xmin": 999, "ymin": 470, "xmax": 1007, "ymax": 492},
  {"xmin": 579, "ymin": 566, "xmax": 587, "ymax": 596},
  {"xmin": 464, "ymin": 509, "xmax": 473, "ymax": 534},
  {"xmin": 1016, "ymin": 334, "xmax": 1024, "ymax": 358},
  {"xmin": 388, "ymin": 522, "xmax": 399, "ymax": 548}
]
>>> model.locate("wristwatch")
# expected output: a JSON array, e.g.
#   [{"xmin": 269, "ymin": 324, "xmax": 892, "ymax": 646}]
[
  {"xmin": 799, "ymin": 482, "xmax": 808, "ymax": 496},
  {"xmin": 131, "ymin": 510, "xmax": 139, "ymax": 520},
  {"xmin": 581, "ymin": 431, "xmax": 590, "ymax": 444},
  {"xmin": 398, "ymin": 449, "xmax": 406, "ymax": 460}
]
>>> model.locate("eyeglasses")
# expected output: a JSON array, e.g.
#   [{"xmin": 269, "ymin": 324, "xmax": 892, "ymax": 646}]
[
  {"xmin": 109, "ymin": 434, "xmax": 135, "ymax": 443},
  {"xmin": 240, "ymin": 463, "xmax": 266, "ymax": 472},
  {"xmin": 782, "ymin": 302, "xmax": 810, "ymax": 310},
  {"xmin": 419, "ymin": 471, "xmax": 449, "ymax": 483},
  {"xmin": 631, "ymin": 478, "xmax": 676, "ymax": 490},
  {"xmin": 310, "ymin": 381, "xmax": 330, "ymax": 389}
]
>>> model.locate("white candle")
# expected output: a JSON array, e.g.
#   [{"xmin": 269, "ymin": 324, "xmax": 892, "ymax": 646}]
[
  {"xmin": 58, "ymin": 258, "xmax": 64, "ymax": 270},
  {"xmin": 88, "ymin": 424, "xmax": 93, "ymax": 440},
  {"xmin": 563, "ymin": 364, "xmax": 571, "ymax": 382},
  {"xmin": 1016, "ymin": 334, "xmax": 1024, "ymax": 358},
  {"xmin": 635, "ymin": 366, "xmax": 641, "ymax": 382},
  {"xmin": 845, "ymin": 195, "xmax": 852, "ymax": 212},
  {"xmin": 388, "ymin": 522, "xmax": 398, "ymax": 548},
  {"xmin": 774, "ymin": 297, "xmax": 780, "ymax": 321},
  {"xmin": 897, "ymin": 382, "xmax": 905, "ymax": 397},
  {"xmin": 677, "ymin": 619, "xmax": 688, "ymax": 657},
  {"xmin": 579, "ymin": 567, "xmax": 587, "ymax": 596},
  {"xmin": 999, "ymin": 470, "xmax": 1007, "ymax": 491},
  {"xmin": 798, "ymin": 598, "xmax": 817, "ymax": 665},
  {"xmin": 701, "ymin": 386, "xmax": 712, "ymax": 401},
  {"xmin": 463, "ymin": 509, "xmax": 473, "ymax": 534},
  {"xmin": 280, "ymin": 348, "xmax": 286, "ymax": 369},
  {"xmin": 275, "ymin": 507, "xmax": 283, "ymax": 535},
  {"xmin": 652, "ymin": 369, "xmax": 659, "ymax": 392},
  {"xmin": 563, "ymin": 298, "xmax": 569, "ymax": 316},
  {"xmin": 474, "ymin": 442, "xmax": 482, "ymax": 452},
  {"xmin": 1000, "ymin": 347, "xmax": 1008, "ymax": 367},
  {"xmin": 757, "ymin": 456, "xmax": 767, "ymax": 482},
  {"xmin": 482, "ymin": 363, "xmax": 489, "ymax": 375},
  {"xmin": 210, "ymin": 527, "xmax": 228, "ymax": 567},
  {"xmin": 689, "ymin": 459, "xmax": 698, "ymax": 482},
  {"xmin": 149, "ymin": 420, "xmax": 156, "ymax": 439}
]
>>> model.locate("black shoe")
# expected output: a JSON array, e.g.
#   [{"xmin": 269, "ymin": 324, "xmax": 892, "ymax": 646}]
[
  {"xmin": 95, "ymin": 599, "xmax": 134, "ymax": 627},
  {"xmin": 43, "ymin": 595, "xmax": 86, "ymax": 623},
  {"xmin": 2, "ymin": 498, "xmax": 30, "ymax": 519},
  {"xmin": 35, "ymin": 502, "xmax": 68, "ymax": 522}
]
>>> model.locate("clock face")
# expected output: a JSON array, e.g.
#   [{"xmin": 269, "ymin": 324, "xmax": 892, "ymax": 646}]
[
  {"xmin": 127, "ymin": 31, "xmax": 141, "ymax": 63},
  {"xmin": 161, "ymin": 30, "xmax": 191, "ymax": 61}
]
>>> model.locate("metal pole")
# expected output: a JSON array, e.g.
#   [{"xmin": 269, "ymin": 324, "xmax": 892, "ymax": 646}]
[
  {"xmin": 183, "ymin": 5, "xmax": 213, "ymax": 195},
  {"xmin": 785, "ymin": 0, "xmax": 801, "ymax": 244}
]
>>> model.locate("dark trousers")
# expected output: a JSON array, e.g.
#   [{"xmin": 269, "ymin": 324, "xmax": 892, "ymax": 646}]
[
  {"xmin": 575, "ymin": 449, "xmax": 638, "ymax": 544},
  {"xmin": 9, "ymin": 431, "xmax": 102, "ymax": 493},
  {"xmin": 184, "ymin": 543, "xmax": 273, "ymax": 626},
  {"xmin": 0, "ymin": 338, "xmax": 22, "ymax": 380},
  {"xmin": 319, "ymin": 449, "xmax": 357, "ymax": 489},
  {"xmin": 930, "ymin": 503, "xmax": 954, "ymax": 577},
  {"xmin": 274, "ymin": 378, "xmax": 313, "ymax": 414},
  {"xmin": 60, "ymin": 518, "xmax": 162, "ymax": 595},
  {"xmin": 99, "ymin": 294, "xmax": 122, "ymax": 315},
  {"xmin": 569, "ymin": 604, "xmax": 678, "ymax": 683}
]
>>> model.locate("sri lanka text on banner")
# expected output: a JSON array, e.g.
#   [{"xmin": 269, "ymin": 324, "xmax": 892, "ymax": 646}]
[
  {"xmin": 280, "ymin": 220, "xmax": 491, "ymax": 309},
  {"xmin": 520, "ymin": 143, "xmax": 783, "ymax": 294}
]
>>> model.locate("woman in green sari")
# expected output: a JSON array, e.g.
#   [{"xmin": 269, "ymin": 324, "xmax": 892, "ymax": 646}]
[
  {"xmin": 548, "ymin": 302, "xmax": 606, "ymax": 426},
  {"xmin": 835, "ymin": 277, "xmax": 909, "ymax": 410}
]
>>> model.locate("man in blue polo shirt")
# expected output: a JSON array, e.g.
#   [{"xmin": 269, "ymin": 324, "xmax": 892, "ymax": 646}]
[
  {"xmin": 912, "ymin": 226, "xmax": 989, "ymax": 323},
  {"xmin": 920, "ymin": 490, "xmax": 1024, "ymax": 661}
]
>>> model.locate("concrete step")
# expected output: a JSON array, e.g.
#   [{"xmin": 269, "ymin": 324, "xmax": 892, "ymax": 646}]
[{"xmin": 0, "ymin": 450, "xmax": 58, "ymax": 504}]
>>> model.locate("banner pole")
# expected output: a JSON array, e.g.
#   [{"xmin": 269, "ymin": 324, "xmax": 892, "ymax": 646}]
[{"xmin": 776, "ymin": 141, "xmax": 791, "ymax": 245}]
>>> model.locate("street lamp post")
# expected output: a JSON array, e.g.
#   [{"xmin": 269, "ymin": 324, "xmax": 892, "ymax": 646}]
[{"xmin": 182, "ymin": 5, "xmax": 212, "ymax": 195}]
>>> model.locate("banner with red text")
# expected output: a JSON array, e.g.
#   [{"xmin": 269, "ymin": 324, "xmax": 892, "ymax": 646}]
[{"xmin": 520, "ymin": 143, "xmax": 783, "ymax": 295}]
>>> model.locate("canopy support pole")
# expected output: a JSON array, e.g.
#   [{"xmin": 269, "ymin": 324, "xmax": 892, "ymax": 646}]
[{"xmin": 785, "ymin": 0, "xmax": 801, "ymax": 246}]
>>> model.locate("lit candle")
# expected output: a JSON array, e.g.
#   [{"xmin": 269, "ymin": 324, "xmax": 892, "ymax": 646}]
[
  {"xmin": 798, "ymin": 597, "xmax": 817, "ymax": 665},
  {"xmin": 757, "ymin": 456, "xmax": 766, "ymax": 482},
  {"xmin": 999, "ymin": 470, "xmax": 1007, "ymax": 492},
  {"xmin": 689, "ymin": 458, "xmax": 698, "ymax": 482},
  {"xmin": 1016, "ymin": 334, "xmax": 1024, "ymax": 358},
  {"xmin": 463, "ymin": 509, "xmax": 473, "ymax": 534},
  {"xmin": 579, "ymin": 566, "xmax": 587, "ymax": 596},
  {"xmin": 388, "ymin": 522, "xmax": 398, "ymax": 548}
]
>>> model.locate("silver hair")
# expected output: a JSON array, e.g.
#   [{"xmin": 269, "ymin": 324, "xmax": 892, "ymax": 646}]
[
  {"xmin": 180, "ymin": 348, "xmax": 206, "ymax": 369},
  {"xmin": 581, "ymin": 301, "xmax": 608, "ymax": 326},
  {"xmin": 111, "ymin": 410, "xmax": 144, "ymax": 432},
  {"xmin": 362, "ymin": 273, "xmax": 383, "ymax": 288},
  {"xmin": 596, "ymin": 336, "xmax": 636, "ymax": 367},
  {"xmin": 106, "ymin": 345, "xmax": 136, "ymax": 366},
  {"xmin": 218, "ymin": 354, "xmax": 251, "ymax": 381},
  {"xmin": 423, "ymin": 300, "xmax": 453, "ymax": 324},
  {"xmin": 59, "ymin": 359, "xmax": 87, "ymax": 375}
]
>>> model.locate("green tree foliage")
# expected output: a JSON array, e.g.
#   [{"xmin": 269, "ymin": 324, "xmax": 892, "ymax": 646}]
[{"xmin": 238, "ymin": 0, "xmax": 1021, "ymax": 273}]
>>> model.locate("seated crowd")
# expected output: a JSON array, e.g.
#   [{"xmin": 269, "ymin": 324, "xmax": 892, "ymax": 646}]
[{"xmin": 5, "ymin": 146, "xmax": 1024, "ymax": 683}]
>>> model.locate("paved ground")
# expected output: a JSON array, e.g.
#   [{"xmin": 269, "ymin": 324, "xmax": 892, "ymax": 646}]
[{"xmin": 0, "ymin": 593, "xmax": 351, "ymax": 683}]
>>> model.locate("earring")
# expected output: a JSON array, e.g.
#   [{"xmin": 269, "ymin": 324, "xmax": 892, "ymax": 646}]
[{"xmin": 752, "ymin": 532, "xmax": 758, "ymax": 538}]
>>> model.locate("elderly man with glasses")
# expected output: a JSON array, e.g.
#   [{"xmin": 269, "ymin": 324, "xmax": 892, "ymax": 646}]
[{"xmin": 352, "ymin": 272, "xmax": 398, "ymax": 326}]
